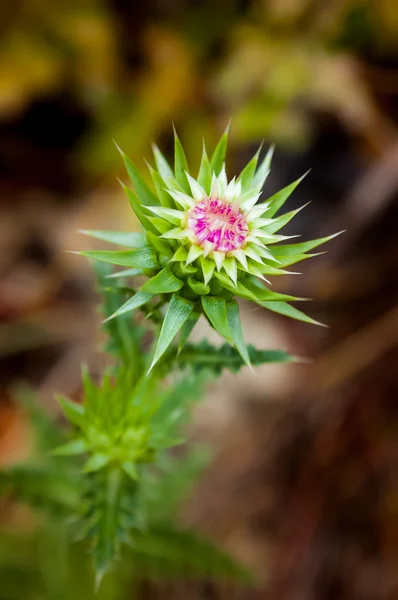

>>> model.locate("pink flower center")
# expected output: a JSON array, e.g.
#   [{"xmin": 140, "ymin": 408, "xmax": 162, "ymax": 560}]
[{"xmin": 187, "ymin": 197, "xmax": 248, "ymax": 253}]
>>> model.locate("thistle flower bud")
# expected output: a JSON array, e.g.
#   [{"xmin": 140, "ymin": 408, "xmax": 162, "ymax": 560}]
[{"xmin": 78, "ymin": 126, "xmax": 341, "ymax": 369}]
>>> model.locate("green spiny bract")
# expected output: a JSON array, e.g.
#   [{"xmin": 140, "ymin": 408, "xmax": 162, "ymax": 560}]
[
  {"xmin": 78, "ymin": 125, "xmax": 342, "ymax": 370},
  {"xmin": 55, "ymin": 368, "xmax": 203, "ymax": 479}
]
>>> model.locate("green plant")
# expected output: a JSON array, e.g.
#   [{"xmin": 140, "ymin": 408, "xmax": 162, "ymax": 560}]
[{"xmin": 0, "ymin": 126, "xmax": 339, "ymax": 592}]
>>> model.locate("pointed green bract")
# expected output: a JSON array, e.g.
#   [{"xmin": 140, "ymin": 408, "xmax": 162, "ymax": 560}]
[
  {"xmin": 80, "ymin": 230, "xmax": 146, "ymax": 248},
  {"xmin": 272, "ymin": 231, "xmax": 344, "ymax": 259},
  {"xmin": 259, "ymin": 300, "xmax": 325, "ymax": 326},
  {"xmin": 116, "ymin": 143, "xmax": 159, "ymax": 206},
  {"xmin": 150, "ymin": 294, "xmax": 194, "ymax": 370},
  {"xmin": 188, "ymin": 277, "xmax": 210, "ymax": 295},
  {"xmin": 210, "ymin": 124, "xmax": 229, "ymax": 175},
  {"xmin": 197, "ymin": 142, "xmax": 212, "ymax": 193},
  {"xmin": 141, "ymin": 267, "xmax": 183, "ymax": 294},
  {"xmin": 201, "ymin": 296, "xmax": 232, "ymax": 343},
  {"xmin": 78, "ymin": 248, "xmax": 158, "ymax": 269},
  {"xmin": 106, "ymin": 267, "xmax": 142, "ymax": 278},
  {"xmin": 173, "ymin": 128, "xmax": 190, "ymax": 193},
  {"xmin": 265, "ymin": 172, "xmax": 308, "ymax": 218},
  {"xmin": 238, "ymin": 145, "xmax": 261, "ymax": 190},
  {"xmin": 178, "ymin": 312, "xmax": 200, "ymax": 352},
  {"xmin": 226, "ymin": 300, "xmax": 250, "ymax": 366},
  {"xmin": 106, "ymin": 290, "xmax": 153, "ymax": 321},
  {"xmin": 119, "ymin": 181, "xmax": 159, "ymax": 234},
  {"xmin": 148, "ymin": 165, "xmax": 175, "ymax": 208},
  {"xmin": 57, "ymin": 396, "xmax": 85, "ymax": 428},
  {"xmin": 152, "ymin": 143, "xmax": 174, "ymax": 181},
  {"xmin": 146, "ymin": 231, "xmax": 173, "ymax": 257},
  {"xmin": 252, "ymin": 144, "xmax": 274, "ymax": 189}
]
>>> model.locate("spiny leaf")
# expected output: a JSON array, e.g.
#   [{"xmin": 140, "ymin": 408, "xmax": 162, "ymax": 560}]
[
  {"xmin": 187, "ymin": 277, "xmax": 210, "ymax": 296},
  {"xmin": 148, "ymin": 164, "xmax": 174, "ymax": 208},
  {"xmin": 152, "ymin": 143, "xmax": 174, "ymax": 181},
  {"xmin": 177, "ymin": 341, "xmax": 295, "ymax": 374},
  {"xmin": 115, "ymin": 143, "xmax": 159, "ymax": 206},
  {"xmin": 173, "ymin": 127, "xmax": 190, "ymax": 193},
  {"xmin": 238, "ymin": 144, "xmax": 261, "ymax": 191},
  {"xmin": 201, "ymin": 296, "xmax": 232, "ymax": 343},
  {"xmin": 252, "ymin": 144, "xmax": 274, "ymax": 189},
  {"xmin": 178, "ymin": 311, "xmax": 200, "ymax": 352},
  {"xmin": 271, "ymin": 231, "xmax": 344, "ymax": 258},
  {"xmin": 197, "ymin": 141, "xmax": 212, "ymax": 193},
  {"xmin": 265, "ymin": 172, "xmax": 308, "ymax": 217},
  {"xmin": 57, "ymin": 396, "xmax": 85, "ymax": 428},
  {"xmin": 79, "ymin": 230, "xmax": 146, "ymax": 248},
  {"xmin": 226, "ymin": 300, "xmax": 250, "ymax": 366},
  {"xmin": 128, "ymin": 527, "xmax": 252, "ymax": 582},
  {"xmin": 210, "ymin": 123, "xmax": 229, "ymax": 176},
  {"xmin": 52, "ymin": 438, "xmax": 88, "ymax": 456},
  {"xmin": 105, "ymin": 267, "xmax": 143, "ymax": 279},
  {"xmin": 105, "ymin": 290, "xmax": 153, "ymax": 321},
  {"xmin": 146, "ymin": 231, "xmax": 173, "ymax": 257},
  {"xmin": 264, "ymin": 203, "xmax": 310, "ymax": 234},
  {"xmin": 141, "ymin": 267, "xmax": 183, "ymax": 294},
  {"xmin": 76, "ymin": 248, "xmax": 158, "ymax": 269},
  {"xmin": 118, "ymin": 180, "xmax": 159, "ymax": 235},
  {"xmin": 150, "ymin": 294, "xmax": 194, "ymax": 370},
  {"xmin": 83, "ymin": 454, "xmax": 111, "ymax": 473},
  {"xmin": 259, "ymin": 300, "xmax": 326, "ymax": 326}
]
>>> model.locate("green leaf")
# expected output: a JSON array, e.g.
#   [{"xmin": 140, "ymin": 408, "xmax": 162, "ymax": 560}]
[
  {"xmin": 57, "ymin": 396, "xmax": 85, "ymax": 428},
  {"xmin": 105, "ymin": 290, "xmax": 153, "ymax": 321},
  {"xmin": 210, "ymin": 123, "xmax": 229, "ymax": 176},
  {"xmin": 264, "ymin": 203, "xmax": 310, "ymax": 234},
  {"xmin": 201, "ymin": 296, "xmax": 232, "ymax": 343},
  {"xmin": 171, "ymin": 246, "xmax": 188, "ymax": 262},
  {"xmin": 122, "ymin": 461, "xmax": 138, "ymax": 481},
  {"xmin": 197, "ymin": 141, "xmax": 212, "ymax": 193},
  {"xmin": 238, "ymin": 144, "xmax": 261, "ymax": 191},
  {"xmin": 276, "ymin": 252, "xmax": 325, "ymax": 268},
  {"xmin": 79, "ymin": 230, "xmax": 146, "ymax": 248},
  {"xmin": 178, "ymin": 312, "xmax": 200, "ymax": 352},
  {"xmin": 259, "ymin": 300, "xmax": 326, "ymax": 326},
  {"xmin": 141, "ymin": 268, "xmax": 183, "ymax": 294},
  {"xmin": 128, "ymin": 527, "xmax": 252, "ymax": 582},
  {"xmin": 271, "ymin": 231, "xmax": 344, "ymax": 259},
  {"xmin": 150, "ymin": 294, "xmax": 194, "ymax": 370},
  {"xmin": 77, "ymin": 247, "xmax": 158, "ymax": 269},
  {"xmin": 105, "ymin": 267, "xmax": 142, "ymax": 279},
  {"xmin": 213, "ymin": 271, "xmax": 299, "ymax": 303},
  {"xmin": 265, "ymin": 172, "xmax": 308, "ymax": 217},
  {"xmin": 226, "ymin": 300, "xmax": 250, "ymax": 366},
  {"xmin": 152, "ymin": 143, "xmax": 174, "ymax": 181},
  {"xmin": 148, "ymin": 165, "xmax": 174, "ymax": 208},
  {"xmin": 173, "ymin": 127, "xmax": 190, "ymax": 193},
  {"xmin": 188, "ymin": 277, "xmax": 210, "ymax": 295},
  {"xmin": 178, "ymin": 341, "xmax": 295, "ymax": 375},
  {"xmin": 252, "ymin": 144, "xmax": 274, "ymax": 189},
  {"xmin": 115, "ymin": 144, "xmax": 159, "ymax": 206},
  {"xmin": 200, "ymin": 257, "xmax": 215, "ymax": 285},
  {"xmin": 146, "ymin": 231, "xmax": 173, "ymax": 257},
  {"xmin": 83, "ymin": 453, "xmax": 111, "ymax": 473},
  {"xmin": 53, "ymin": 438, "xmax": 88, "ymax": 456},
  {"xmin": 119, "ymin": 180, "xmax": 159, "ymax": 235}
]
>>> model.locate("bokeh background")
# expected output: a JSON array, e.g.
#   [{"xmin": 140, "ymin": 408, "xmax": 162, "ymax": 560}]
[{"xmin": 1, "ymin": 0, "xmax": 398, "ymax": 598}]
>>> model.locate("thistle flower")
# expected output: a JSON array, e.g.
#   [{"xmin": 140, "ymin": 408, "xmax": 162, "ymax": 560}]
[{"xmin": 79, "ymin": 125, "xmax": 341, "ymax": 369}]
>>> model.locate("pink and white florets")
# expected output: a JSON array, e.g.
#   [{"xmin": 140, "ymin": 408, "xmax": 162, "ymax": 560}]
[{"xmin": 188, "ymin": 198, "xmax": 249, "ymax": 253}]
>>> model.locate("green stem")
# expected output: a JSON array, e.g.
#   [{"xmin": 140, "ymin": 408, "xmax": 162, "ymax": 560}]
[{"xmin": 95, "ymin": 464, "xmax": 122, "ymax": 591}]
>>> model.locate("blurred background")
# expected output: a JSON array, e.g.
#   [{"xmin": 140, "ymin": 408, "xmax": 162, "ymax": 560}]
[{"xmin": 1, "ymin": 0, "xmax": 398, "ymax": 598}]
